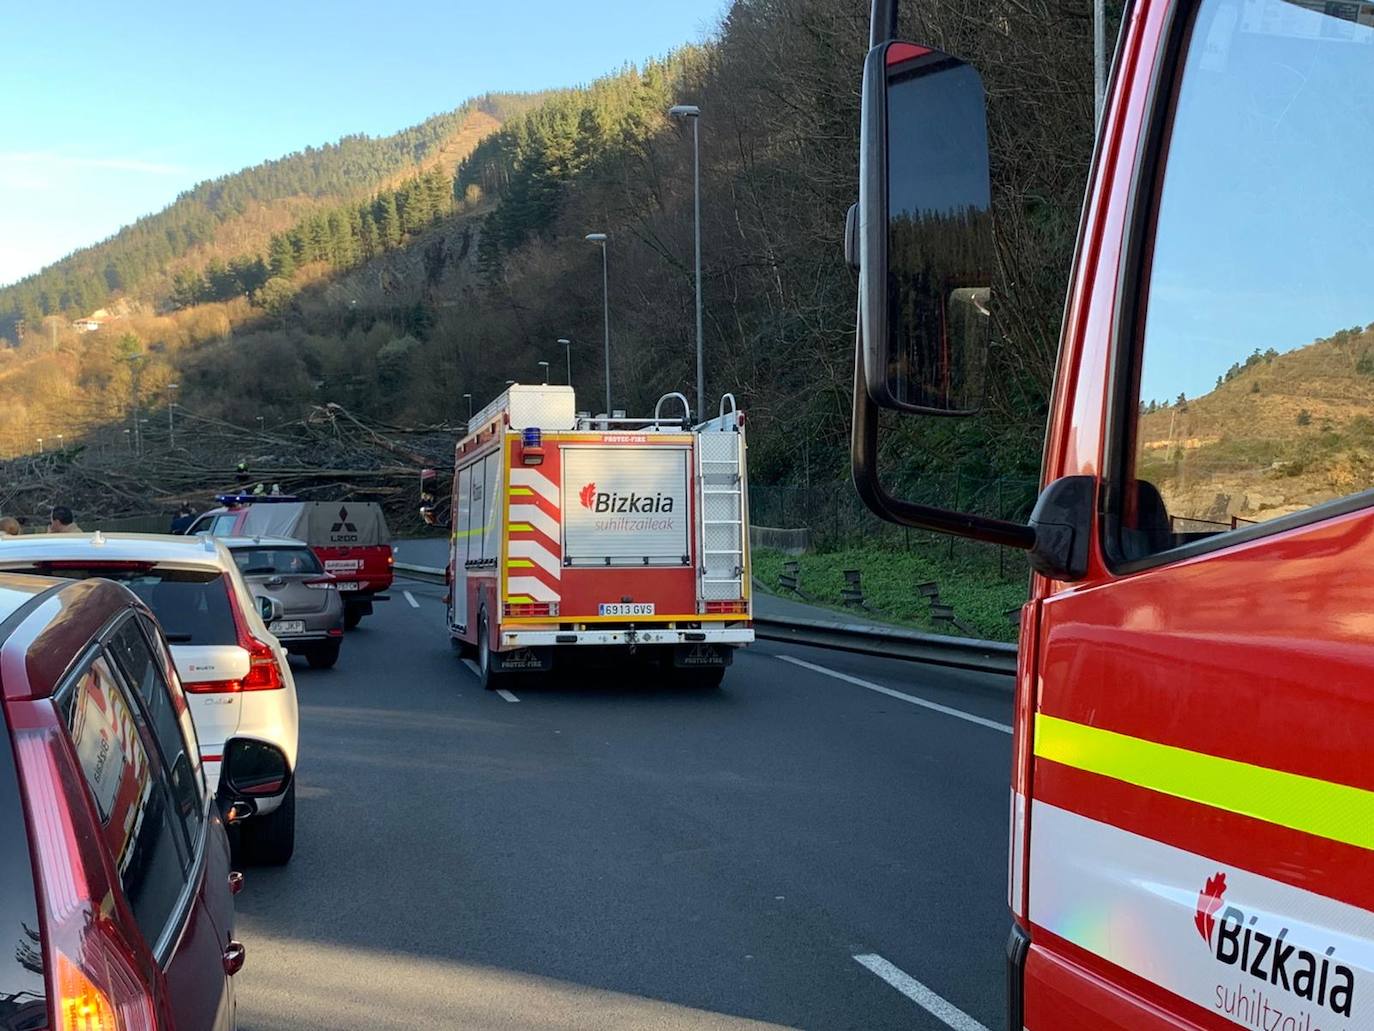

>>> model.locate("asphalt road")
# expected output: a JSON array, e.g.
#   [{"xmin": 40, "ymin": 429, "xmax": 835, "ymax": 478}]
[{"xmin": 234, "ymin": 574, "xmax": 1013, "ymax": 1031}]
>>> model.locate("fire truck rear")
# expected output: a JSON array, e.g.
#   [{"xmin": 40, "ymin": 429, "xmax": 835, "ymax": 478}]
[{"xmin": 445, "ymin": 385, "xmax": 752, "ymax": 688}]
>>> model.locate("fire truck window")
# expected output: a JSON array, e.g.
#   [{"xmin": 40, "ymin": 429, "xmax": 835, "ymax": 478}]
[{"xmin": 1123, "ymin": 0, "xmax": 1374, "ymax": 561}]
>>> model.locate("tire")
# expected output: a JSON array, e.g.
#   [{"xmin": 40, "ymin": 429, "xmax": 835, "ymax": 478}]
[
  {"xmin": 477, "ymin": 610, "xmax": 504, "ymax": 691},
  {"xmin": 237, "ymin": 781, "xmax": 295, "ymax": 866},
  {"xmin": 678, "ymin": 666, "xmax": 726, "ymax": 689},
  {"xmin": 344, "ymin": 606, "xmax": 364, "ymax": 630},
  {"xmin": 306, "ymin": 639, "xmax": 341, "ymax": 669}
]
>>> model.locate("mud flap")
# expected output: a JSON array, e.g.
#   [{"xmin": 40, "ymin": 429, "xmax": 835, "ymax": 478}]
[
  {"xmin": 672, "ymin": 644, "xmax": 733, "ymax": 668},
  {"xmin": 494, "ymin": 647, "xmax": 552, "ymax": 673}
]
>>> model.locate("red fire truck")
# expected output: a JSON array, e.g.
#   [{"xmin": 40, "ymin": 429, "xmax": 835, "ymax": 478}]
[
  {"xmin": 445, "ymin": 385, "xmax": 753, "ymax": 689},
  {"xmin": 852, "ymin": 1, "xmax": 1373, "ymax": 1028}
]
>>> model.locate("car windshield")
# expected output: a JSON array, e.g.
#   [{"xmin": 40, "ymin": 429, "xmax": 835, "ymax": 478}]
[
  {"xmin": 231, "ymin": 547, "xmax": 322, "ymax": 576},
  {"xmin": 16, "ymin": 565, "xmax": 237, "ymax": 646}
]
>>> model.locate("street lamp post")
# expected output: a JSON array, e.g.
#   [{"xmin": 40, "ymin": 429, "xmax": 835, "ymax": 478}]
[
  {"xmin": 670, "ymin": 103, "xmax": 704, "ymax": 422},
  {"xmin": 538, "ymin": 361, "xmax": 550, "ymax": 385},
  {"xmin": 36, "ymin": 437, "xmax": 42, "ymax": 454},
  {"xmin": 463, "ymin": 392, "xmax": 473, "ymax": 426},
  {"xmin": 585, "ymin": 233, "xmax": 611, "ymax": 416},
  {"xmin": 56, "ymin": 434, "xmax": 63, "ymax": 451},
  {"xmin": 558, "ymin": 338, "xmax": 572, "ymax": 387}
]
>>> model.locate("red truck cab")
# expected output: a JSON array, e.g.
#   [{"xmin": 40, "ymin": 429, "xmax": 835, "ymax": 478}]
[
  {"xmin": 852, "ymin": 1, "xmax": 1374, "ymax": 1027},
  {"xmin": 188, "ymin": 496, "xmax": 393, "ymax": 628}
]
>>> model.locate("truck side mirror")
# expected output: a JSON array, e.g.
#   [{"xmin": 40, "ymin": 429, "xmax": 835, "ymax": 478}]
[{"xmin": 859, "ymin": 41, "xmax": 995, "ymax": 415}]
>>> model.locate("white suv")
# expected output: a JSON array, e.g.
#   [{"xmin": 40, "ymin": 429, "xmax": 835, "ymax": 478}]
[{"xmin": 0, "ymin": 532, "xmax": 300, "ymax": 864}]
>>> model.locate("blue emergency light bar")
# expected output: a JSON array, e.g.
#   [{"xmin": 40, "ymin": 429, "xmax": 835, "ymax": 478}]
[
  {"xmin": 214, "ymin": 493, "xmax": 301, "ymax": 505},
  {"xmin": 522, "ymin": 427, "xmax": 542, "ymax": 447}
]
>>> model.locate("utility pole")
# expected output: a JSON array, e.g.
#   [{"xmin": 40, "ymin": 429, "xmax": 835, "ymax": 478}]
[
  {"xmin": 558, "ymin": 338, "xmax": 571, "ymax": 388},
  {"xmin": 167, "ymin": 383, "xmax": 179, "ymax": 450}
]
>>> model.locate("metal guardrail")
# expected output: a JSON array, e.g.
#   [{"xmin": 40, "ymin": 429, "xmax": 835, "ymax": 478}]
[
  {"xmin": 753, "ymin": 616, "xmax": 1016, "ymax": 678},
  {"xmin": 395, "ymin": 562, "xmax": 446, "ymax": 584},
  {"xmin": 394, "ymin": 561, "xmax": 1015, "ymax": 678}
]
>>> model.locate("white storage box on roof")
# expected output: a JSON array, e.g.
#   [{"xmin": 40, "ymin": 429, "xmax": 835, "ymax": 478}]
[{"xmin": 468, "ymin": 384, "xmax": 576, "ymax": 434}]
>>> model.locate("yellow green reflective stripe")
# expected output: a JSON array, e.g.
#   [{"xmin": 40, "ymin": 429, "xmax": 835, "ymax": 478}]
[
  {"xmin": 1035, "ymin": 713, "xmax": 1374, "ymax": 851},
  {"xmin": 507, "ymin": 559, "xmax": 534, "ymax": 569},
  {"xmin": 452, "ymin": 528, "xmax": 482, "ymax": 538},
  {"xmin": 509, "ymin": 487, "xmax": 534, "ymax": 497},
  {"xmin": 509, "ymin": 522, "xmax": 533, "ymax": 533}
]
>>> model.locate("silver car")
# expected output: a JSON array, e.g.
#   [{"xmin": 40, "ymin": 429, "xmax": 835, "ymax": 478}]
[{"xmin": 224, "ymin": 536, "xmax": 345, "ymax": 669}]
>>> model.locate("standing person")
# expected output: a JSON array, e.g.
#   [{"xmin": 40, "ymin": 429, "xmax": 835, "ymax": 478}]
[
  {"xmin": 49, "ymin": 506, "xmax": 82, "ymax": 533},
  {"xmin": 169, "ymin": 503, "xmax": 196, "ymax": 534},
  {"xmin": 0, "ymin": 517, "xmax": 20, "ymax": 537}
]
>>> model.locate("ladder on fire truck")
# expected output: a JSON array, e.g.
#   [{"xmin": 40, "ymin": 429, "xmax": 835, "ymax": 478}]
[{"xmin": 696, "ymin": 393, "xmax": 748, "ymax": 603}]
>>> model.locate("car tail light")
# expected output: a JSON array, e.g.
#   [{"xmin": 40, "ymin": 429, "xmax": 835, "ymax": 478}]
[
  {"xmin": 387, "ymin": 549, "xmax": 395, "ymax": 566},
  {"xmin": 184, "ymin": 584, "xmax": 285, "ymax": 693},
  {"xmin": 704, "ymin": 600, "xmax": 748, "ymax": 614},
  {"xmin": 12, "ymin": 722, "xmax": 157, "ymax": 1031},
  {"xmin": 504, "ymin": 601, "xmax": 555, "ymax": 617},
  {"xmin": 303, "ymin": 578, "xmax": 337, "ymax": 590}
]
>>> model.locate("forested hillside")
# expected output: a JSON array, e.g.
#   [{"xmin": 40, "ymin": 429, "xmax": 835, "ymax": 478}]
[
  {"xmin": 0, "ymin": 0, "xmax": 1103, "ymax": 547},
  {"xmin": 0, "ymin": 93, "xmax": 538, "ymax": 338}
]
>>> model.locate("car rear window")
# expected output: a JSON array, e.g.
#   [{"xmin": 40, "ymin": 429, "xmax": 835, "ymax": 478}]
[
  {"xmin": 231, "ymin": 546, "xmax": 322, "ymax": 576},
  {"xmin": 16, "ymin": 566, "xmax": 237, "ymax": 646}
]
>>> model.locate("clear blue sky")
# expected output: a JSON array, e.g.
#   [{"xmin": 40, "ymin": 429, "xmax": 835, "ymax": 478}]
[{"xmin": 0, "ymin": 0, "xmax": 727, "ymax": 287}]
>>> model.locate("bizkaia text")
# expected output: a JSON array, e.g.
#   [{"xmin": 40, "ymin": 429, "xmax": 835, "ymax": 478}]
[
  {"xmin": 1214, "ymin": 906, "xmax": 1355, "ymax": 1019},
  {"xmin": 578, "ymin": 483, "xmax": 675, "ymax": 514}
]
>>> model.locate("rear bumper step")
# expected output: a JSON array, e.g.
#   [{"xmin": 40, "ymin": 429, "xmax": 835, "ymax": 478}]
[{"xmin": 501, "ymin": 627, "xmax": 753, "ymax": 648}]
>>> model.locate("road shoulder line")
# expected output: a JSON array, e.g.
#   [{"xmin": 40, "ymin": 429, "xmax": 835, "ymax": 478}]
[
  {"xmin": 777, "ymin": 655, "xmax": 1011, "ymax": 734},
  {"xmin": 853, "ymin": 953, "xmax": 991, "ymax": 1031}
]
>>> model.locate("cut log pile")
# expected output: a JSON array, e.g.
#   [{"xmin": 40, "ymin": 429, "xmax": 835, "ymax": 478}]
[{"xmin": 0, "ymin": 403, "xmax": 456, "ymax": 531}]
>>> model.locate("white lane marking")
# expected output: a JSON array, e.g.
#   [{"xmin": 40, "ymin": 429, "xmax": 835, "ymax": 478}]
[
  {"xmin": 777, "ymin": 655, "xmax": 1011, "ymax": 734},
  {"xmin": 853, "ymin": 954, "xmax": 990, "ymax": 1031},
  {"xmin": 458, "ymin": 659, "xmax": 519, "ymax": 702},
  {"xmin": 403, "ymin": 591, "xmax": 420, "ymax": 608}
]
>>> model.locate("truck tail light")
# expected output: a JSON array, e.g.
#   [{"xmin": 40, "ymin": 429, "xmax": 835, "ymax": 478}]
[
  {"xmin": 504, "ymin": 601, "xmax": 555, "ymax": 617},
  {"xmin": 12, "ymin": 723, "xmax": 157, "ymax": 1031},
  {"xmin": 704, "ymin": 600, "xmax": 748, "ymax": 614}
]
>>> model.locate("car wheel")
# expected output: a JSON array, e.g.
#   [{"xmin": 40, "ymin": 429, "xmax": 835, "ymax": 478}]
[
  {"xmin": 344, "ymin": 606, "xmax": 364, "ymax": 630},
  {"xmin": 306, "ymin": 639, "xmax": 341, "ymax": 669},
  {"xmin": 477, "ymin": 610, "xmax": 503, "ymax": 691},
  {"xmin": 237, "ymin": 781, "xmax": 295, "ymax": 866}
]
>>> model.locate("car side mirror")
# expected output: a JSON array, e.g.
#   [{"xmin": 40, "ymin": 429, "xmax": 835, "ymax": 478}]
[
  {"xmin": 257, "ymin": 594, "xmax": 284, "ymax": 624},
  {"xmin": 218, "ymin": 738, "xmax": 291, "ymax": 800},
  {"xmin": 859, "ymin": 41, "xmax": 995, "ymax": 415}
]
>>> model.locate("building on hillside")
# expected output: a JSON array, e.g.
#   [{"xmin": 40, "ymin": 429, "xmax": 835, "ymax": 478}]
[{"xmin": 72, "ymin": 309, "xmax": 114, "ymax": 333}]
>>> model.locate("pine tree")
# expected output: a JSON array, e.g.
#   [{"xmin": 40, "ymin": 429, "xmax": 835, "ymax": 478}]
[
  {"xmin": 377, "ymin": 194, "xmax": 402, "ymax": 249},
  {"xmin": 358, "ymin": 209, "xmax": 378, "ymax": 258},
  {"xmin": 268, "ymin": 235, "xmax": 296, "ymax": 278}
]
